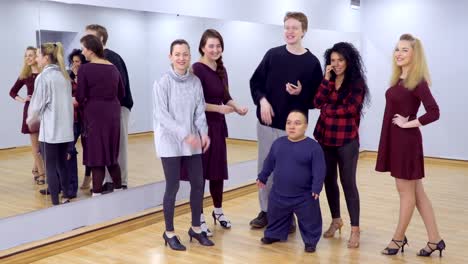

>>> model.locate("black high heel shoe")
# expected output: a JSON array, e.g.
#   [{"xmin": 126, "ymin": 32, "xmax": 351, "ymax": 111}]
[
  {"xmin": 381, "ymin": 236, "xmax": 409, "ymax": 255},
  {"xmin": 212, "ymin": 211, "xmax": 231, "ymax": 229},
  {"xmin": 162, "ymin": 232, "xmax": 186, "ymax": 251},
  {"xmin": 417, "ymin": 240, "xmax": 446, "ymax": 257},
  {"xmin": 188, "ymin": 228, "xmax": 214, "ymax": 246}
]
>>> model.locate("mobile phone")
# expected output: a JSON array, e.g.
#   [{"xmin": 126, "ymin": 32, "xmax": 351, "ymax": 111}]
[{"xmin": 289, "ymin": 83, "xmax": 299, "ymax": 89}]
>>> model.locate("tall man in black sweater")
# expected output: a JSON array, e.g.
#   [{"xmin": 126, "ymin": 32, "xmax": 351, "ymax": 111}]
[
  {"xmin": 249, "ymin": 12, "xmax": 323, "ymax": 230},
  {"xmin": 84, "ymin": 24, "xmax": 134, "ymax": 191}
]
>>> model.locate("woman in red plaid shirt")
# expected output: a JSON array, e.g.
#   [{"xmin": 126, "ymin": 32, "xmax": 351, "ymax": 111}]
[{"xmin": 313, "ymin": 42, "xmax": 370, "ymax": 248}]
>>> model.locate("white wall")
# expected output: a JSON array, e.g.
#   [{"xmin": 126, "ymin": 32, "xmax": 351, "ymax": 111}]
[
  {"xmin": 47, "ymin": 0, "xmax": 361, "ymax": 32},
  {"xmin": 360, "ymin": 0, "xmax": 468, "ymax": 160},
  {"xmin": 0, "ymin": 0, "xmax": 40, "ymax": 149}
]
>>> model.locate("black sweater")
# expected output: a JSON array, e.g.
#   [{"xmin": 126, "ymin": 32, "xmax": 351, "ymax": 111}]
[
  {"xmin": 250, "ymin": 45, "xmax": 322, "ymax": 130},
  {"xmin": 104, "ymin": 49, "xmax": 134, "ymax": 110}
]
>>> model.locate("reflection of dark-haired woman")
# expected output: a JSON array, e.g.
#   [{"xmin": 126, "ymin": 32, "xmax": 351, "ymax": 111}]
[
  {"xmin": 77, "ymin": 35, "xmax": 123, "ymax": 196},
  {"xmin": 67, "ymin": 49, "xmax": 92, "ymax": 191},
  {"xmin": 313, "ymin": 42, "xmax": 370, "ymax": 248}
]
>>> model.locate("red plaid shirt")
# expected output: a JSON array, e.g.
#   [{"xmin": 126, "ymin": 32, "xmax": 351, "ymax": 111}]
[{"xmin": 313, "ymin": 79, "xmax": 364, "ymax": 146}]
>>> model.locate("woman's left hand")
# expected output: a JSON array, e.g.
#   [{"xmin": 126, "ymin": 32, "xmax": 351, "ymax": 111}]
[
  {"xmin": 201, "ymin": 134, "xmax": 211, "ymax": 153},
  {"xmin": 392, "ymin": 114, "xmax": 409, "ymax": 128},
  {"xmin": 235, "ymin": 106, "xmax": 249, "ymax": 116}
]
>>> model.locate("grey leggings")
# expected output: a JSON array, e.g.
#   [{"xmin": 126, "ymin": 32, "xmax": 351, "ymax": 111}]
[{"xmin": 161, "ymin": 154, "xmax": 204, "ymax": 231}]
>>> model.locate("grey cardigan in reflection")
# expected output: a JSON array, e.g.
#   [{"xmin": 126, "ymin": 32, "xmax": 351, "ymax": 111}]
[
  {"xmin": 152, "ymin": 67, "xmax": 208, "ymax": 158},
  {"xmin": 27, "ymin": 64, "xmax": 73, "ymax": 144}
]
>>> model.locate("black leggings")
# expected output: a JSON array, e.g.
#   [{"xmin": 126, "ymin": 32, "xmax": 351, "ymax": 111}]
[
  {"xmin": 321, "ymin": 139, "xmax": 360, "ymax": 226},
  {"xmin": 161, "ymin": 155, "xmax": 204, "ymax": 232},
  {"xmin": 91, "ymin": 164, "xmax": 121, "ymax": 193}
]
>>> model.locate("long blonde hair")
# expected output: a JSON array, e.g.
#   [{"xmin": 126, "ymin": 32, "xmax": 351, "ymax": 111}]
[
  {"xmin": 390, "ymin": 34, "xmax": 431, "ymax": 89},
  {"xmin": 19, "ymin": 46, "xmax": 37, "ymax": 80},
  {"xmin": 40, "ymin": 42, "xmax": 70, "ymax": 80}
]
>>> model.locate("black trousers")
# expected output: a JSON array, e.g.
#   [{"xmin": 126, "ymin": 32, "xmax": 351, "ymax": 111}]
[
  {"xmin": 321, "ymin": 139, "xmax": 360, "ymax": 226},
  {"xmin": 40, "ymin": 141, "xmax": 71, "ymax": 205}
]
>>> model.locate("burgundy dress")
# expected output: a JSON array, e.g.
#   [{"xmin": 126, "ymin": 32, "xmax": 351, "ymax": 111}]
[
  {"xmin": 76, "ymin": 63, "xmax": 124, "ymax": 167},
  {"xmin": 181, "ymin": 62, "xmax": 232, "ymax": 181},
  {"xmin": 375, "ymin": 80, "xmax": 439, "ymax": 180},
  {"xmin": 9, "ymin": 74, "xmax": 38, "ymax": 134}
]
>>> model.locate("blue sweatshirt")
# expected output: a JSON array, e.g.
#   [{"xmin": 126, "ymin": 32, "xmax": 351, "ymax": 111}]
[{"xmin": 258, "ymin": 136, "xmax": 326, "ymax": 197}]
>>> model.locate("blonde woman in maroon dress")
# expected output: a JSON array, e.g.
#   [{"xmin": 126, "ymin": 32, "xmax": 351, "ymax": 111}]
[
  {"xmin": 9, "ymin": 46, "xmax": 45, "ymax": 184},
  {"xmin": 376, "ymin": 34, "xmax": 445, "ymax": 257}
]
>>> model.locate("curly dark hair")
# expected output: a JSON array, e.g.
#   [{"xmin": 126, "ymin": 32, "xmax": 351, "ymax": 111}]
[
  {"xmin": 68, "ymin": 48, "xmax": 87, "ymax": 66},
  {"xmin": 324, "ymin": 42, "xmax": 371, "ymax": 110}
]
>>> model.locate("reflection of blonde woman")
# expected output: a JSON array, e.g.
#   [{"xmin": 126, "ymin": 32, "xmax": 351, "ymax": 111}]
[
  {"xmin": 376, "ymin": 34, "xmax": 445, "ymax": 257},
  {"xmin": 9, "ymin": 46, "xmax": 45, "ymax": 184}
]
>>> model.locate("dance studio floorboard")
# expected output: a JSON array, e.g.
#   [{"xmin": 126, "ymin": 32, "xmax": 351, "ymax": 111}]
[
  {"xmin": 0, "ymin": 134, "xmax": 258, "ymax": 218},
  {"xmin": 31, "ymin": 156, "xmax": 468, "ymax": 263}
]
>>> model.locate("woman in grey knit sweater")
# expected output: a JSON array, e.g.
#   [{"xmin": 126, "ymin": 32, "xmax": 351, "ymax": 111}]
[{"xmin": 153, "ymin": 39, "xmax": 214, "ymax": 251}]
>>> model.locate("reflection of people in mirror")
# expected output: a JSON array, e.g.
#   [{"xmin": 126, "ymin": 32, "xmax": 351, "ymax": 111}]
[
  {"xmin": 85, "ymin": 24, "xmax": 134, "ymax": 191},
  {"xmin": 8, "ymin": 46, "xmax": 45, "ymax": 185},
  {"xmin": 63, "ymin": 49, "xmax": 89, "ymax": 199},
  {"xmin": 153, "ymin": 39, "xmax": 213, "ymax": 251},
  {"xmin": 27, "ymin": 42, "xmax": 74, "ymax": 205},
  {"xmin": 76, "ymin": 35, "xmax": 124, "ymax": 196}
]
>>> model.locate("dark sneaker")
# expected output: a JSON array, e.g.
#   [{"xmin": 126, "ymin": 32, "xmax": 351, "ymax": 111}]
[
  {"xmin": 250, "ymin": 211, "xmax": 268, "ymax": 228},
  {"xmin": 305, "ymin": 243, "xmax": 316, "ymax": 253},
  {"xmin": 261, "ymin": 237, "xmax": 281, "ymax": 244},
  {"xmin": 39, "ymin": 189, "xmax": 50, "ymax": 195}
]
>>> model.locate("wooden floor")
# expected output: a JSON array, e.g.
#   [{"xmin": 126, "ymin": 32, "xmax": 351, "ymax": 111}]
[
  {"xmin": 0, "ymin": 133, "xmax": 258, "ymax": 219},
  {"xmin": 30, "ymin": 156, "xmax": 467, "ymax": 263}
]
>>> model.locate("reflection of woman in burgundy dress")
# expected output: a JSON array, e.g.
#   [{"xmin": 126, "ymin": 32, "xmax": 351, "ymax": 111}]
[
  {"xmin": 192, "ymin": 29, "xmax": 248, "ymax": 235},
  {"xmin": 376, "ymin": 34, "xmax": 445, "ymax": 257},
  {"xmin": 77, "ymin": 35, "xmax": 124, "ymax": 195},
  {"xmin": 9, "ymin": 46, "xmax": 45, "ymax": 184}
]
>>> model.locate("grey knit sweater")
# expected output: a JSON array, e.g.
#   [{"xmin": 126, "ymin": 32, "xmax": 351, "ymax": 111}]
[{"xmin": 152, "ymin": 67, "xmax": 208, "ymax": 157}]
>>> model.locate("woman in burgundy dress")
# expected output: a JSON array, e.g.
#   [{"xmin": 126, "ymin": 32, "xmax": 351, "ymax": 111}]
[
  {"xmin": 192, "ymin": 29, "xmax": 248, "ymax": 235},
  {"xmin": 9, "ymin": 46, "xmax": 45, "ymax": 184},
  {"xmin": 376, "ymin": 34, "xmax": 445, "ymax": 257},
  {"xmin": 77, "ymin": 34, "xmax": 124, "ymax": 196}
]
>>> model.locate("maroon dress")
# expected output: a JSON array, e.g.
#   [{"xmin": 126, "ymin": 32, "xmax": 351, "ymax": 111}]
[
  {"xmin": 76, "ymin": 63, "xmax": 124, "ymax": 166},
  {"xmin": 375, "ymin": 80, "xmax": 439, "ymax": 179},
  {"xmin": 9, "ymin": 74, "xmax": 38, "ymax": 134},
  {"xmin": 181, "ymin": 62, "xmax": 232, "ymax": 181}
]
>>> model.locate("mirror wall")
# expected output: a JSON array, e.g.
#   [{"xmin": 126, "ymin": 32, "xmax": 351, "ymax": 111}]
[{"xmin": 0, "ymin": 0, "xmax": 360, "ymax": 248}]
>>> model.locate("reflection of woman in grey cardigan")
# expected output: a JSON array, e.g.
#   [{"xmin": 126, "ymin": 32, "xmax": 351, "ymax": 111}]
[
  {"xmin": 153, "ymin": 40, "xmax": 213, "ymax": 250},
  {"xmin": 27, "ymin": 42, "xmax": 74, "ymax": 206}
]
